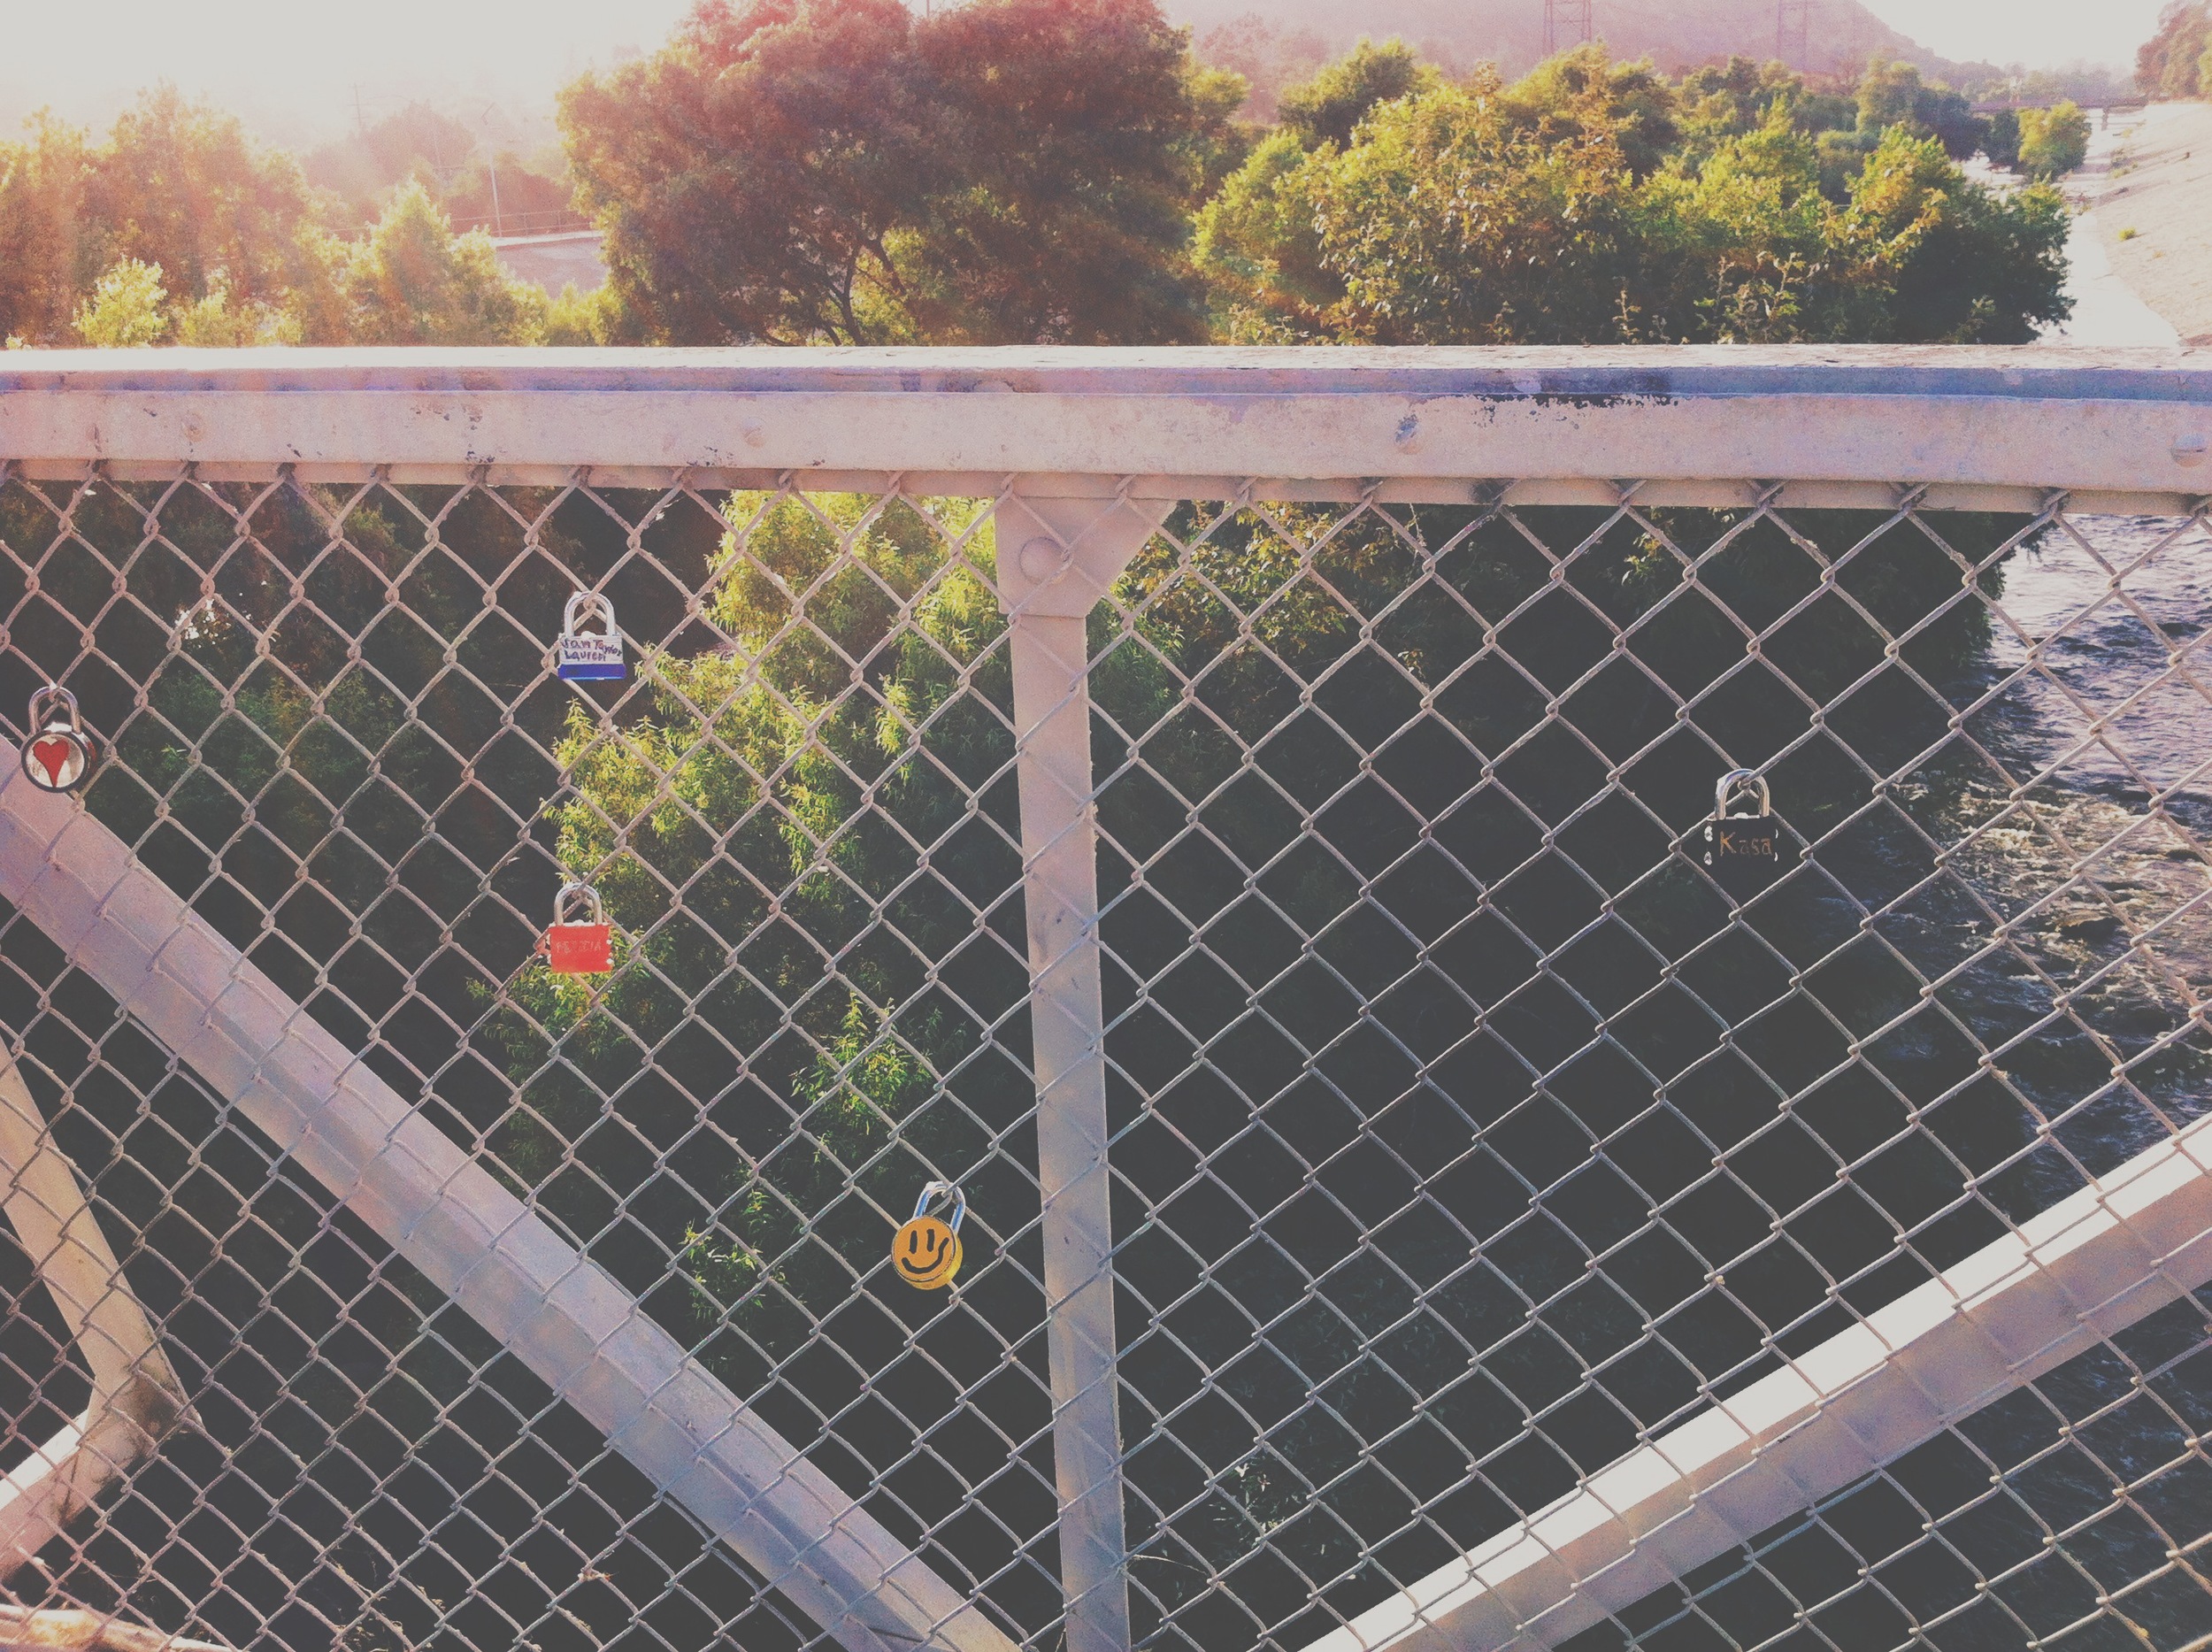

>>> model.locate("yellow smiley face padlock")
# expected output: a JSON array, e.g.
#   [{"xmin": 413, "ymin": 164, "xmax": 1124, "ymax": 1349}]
[{"xmin": 891, "ymin": 1181, "xmax": 965, "ymax": 1291}]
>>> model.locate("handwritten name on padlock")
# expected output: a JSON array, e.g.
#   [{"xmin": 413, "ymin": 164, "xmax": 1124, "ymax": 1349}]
[
  {"xmin": 556, "ymin": 592, "xmax": 626, "ymax": 682},
  {"xmin": 19, "ymin": 687, "xmax": 99, "ymax": 795},
  {"xmin": 1703, "ymin": 768, "xmax": 1786, "ymax": 903},
  {"xmin": 891, "ymin": 1181, "xmax": 965, "ymax": 1290},
  {"xmin": 1704, "ymin": 770, "xmax": 1777, "ymax": 859},
  {"xmin": 545, "ymin": 881, "xmax": 614, "ymax": 975}
]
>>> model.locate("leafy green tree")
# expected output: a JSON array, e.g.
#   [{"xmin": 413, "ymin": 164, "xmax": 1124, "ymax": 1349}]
[
  {"xmin": 1848, "ymin": 126, "xmax": 2070, "ymax": 337},
  {"xmin": 1851, "ymin": 58, "xmax": 1979, "ymax": 158},
  {"xmin": 1856, "ymin": 58, "xmax": 1922, "ymax": 135},
  {"xmin": 316, "ymin": 181, "xmax": 551, "ymax": 345},
  {"xmin": 1984, "ymin": 107, "xmax": 2024, "ymax": 170},
  {"xmin": 2017, "ymin": 102, "xmax": 2091, "ymax": 180},
  {"xmin": 898, "ymin": 0, "xmax": 1214, "ymax": 342},
  {"xmin": 73, "ymin": 257, "xmax": 169, "ymax": 346},
  {"xmin": 1194, "ymin": 60, "xmax": 2069, "ymax": 346},
  {"xmin": 1275, "ymin": 39, "xmax": 1431, "ymax": 149},
  {"xmin": 1190, "ymin": 129, "xmax": 1340, "ymax": 339},
  {"xmin": 1503, "ymin": 42, "xmax": 1680, "ymax": 177},
  {"xmin": 561, "ymin": 0, "xmax": 1213, "ymax": 345},
  {"xmin": 1673, "ymin": 56, "xmax": 1852, "ymax": 167},
  {"xmin": 170, "ymin": 271, "xmax": 297, "ymax": 346}
]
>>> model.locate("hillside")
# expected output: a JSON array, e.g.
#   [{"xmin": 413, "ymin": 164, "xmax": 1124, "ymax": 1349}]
[{"xmin": 1171, "ymin": 0, "xmax": 1988, "ymax": 82}]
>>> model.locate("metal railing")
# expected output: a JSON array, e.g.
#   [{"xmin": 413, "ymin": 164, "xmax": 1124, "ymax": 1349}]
[{"xmin": 0, "ymin": 346, "xmax": 2202, "ymax": 1652}]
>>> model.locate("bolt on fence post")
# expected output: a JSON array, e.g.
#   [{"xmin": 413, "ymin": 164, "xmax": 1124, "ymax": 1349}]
[{"xmin": 997, "ymin": 488, "xmax": 1170, "ymax": 1652}]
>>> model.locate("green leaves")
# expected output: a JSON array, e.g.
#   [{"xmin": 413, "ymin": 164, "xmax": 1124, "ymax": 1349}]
[
  {"xmin": 1194, "ymin": 53, "xmax": 2070, "ymax": 347},
  {"xmin": 561, "ymin": 0, "xmax": 1215, "ymax": 345}
]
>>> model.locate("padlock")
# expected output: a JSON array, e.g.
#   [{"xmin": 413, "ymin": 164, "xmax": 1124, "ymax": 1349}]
[
  {"xmin": 1702, "ymin": 769, "xmax": 1789, "ymax": 903},
  {"xmin": 19, "ymin": 686, "xmax": 100, "ymax": 795},
  {"xmin": 890, "ymin": 1181, "xmax": 965, "ymax": 1290},
  {"xmin": 555, "ymin": 592, "xmax": 626, "ymax": 682},
  {"xmin": 544, "ymin": 881, "xmax": 614, "ymax": 975}
]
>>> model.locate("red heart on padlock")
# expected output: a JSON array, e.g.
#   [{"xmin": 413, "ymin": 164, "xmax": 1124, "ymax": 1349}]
[
  {"xmin": 547, "ymin": 923, "xmax": 612, "ymax": 975},
  {"xmin": 28, "ymin": 738, "xmax": 76, "ymax": 788}
]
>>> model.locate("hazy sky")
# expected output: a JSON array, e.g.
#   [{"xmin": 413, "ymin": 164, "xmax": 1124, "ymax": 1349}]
[
  {"xmin": 0, "ymin": 0, "xmax": 2171, "ymax": 149},
  {"xmin": 1855, "ymin": 0, "xmax": 2167, "ymax": 68}
]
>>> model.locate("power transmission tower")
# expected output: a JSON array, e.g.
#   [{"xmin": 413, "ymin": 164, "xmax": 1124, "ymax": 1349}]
[
  {"xmin": 1777, "ymin": 0, "xmax": 1813, "ymax": 71},
  {"xmin": 1542, "ymin": 0, "xmax": 1593, "ymax": 55}
]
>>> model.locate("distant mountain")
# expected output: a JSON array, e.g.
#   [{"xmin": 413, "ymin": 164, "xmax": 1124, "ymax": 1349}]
[{"xmin": 1170, "ymin": 0, "xmax": 1993, "ymax": 84}]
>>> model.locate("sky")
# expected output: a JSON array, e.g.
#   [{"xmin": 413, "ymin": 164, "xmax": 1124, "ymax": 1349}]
[
  {"xmin": 1855, "ymin": 0, "xmax": 2168, "ymax": 70},
  {"xmin": 0, "ymin": 0, "xmax": 2173, "ymax": 150}
]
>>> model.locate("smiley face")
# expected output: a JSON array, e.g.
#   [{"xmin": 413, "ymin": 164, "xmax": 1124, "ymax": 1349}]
[{"xmin": 891, "ymin": 1215, "xmax": 963, "ymax": 1290}]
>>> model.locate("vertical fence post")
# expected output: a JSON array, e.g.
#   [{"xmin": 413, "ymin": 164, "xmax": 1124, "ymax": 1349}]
[{"xmin": 997, "ymin": 488, "xmax": 1169, "ymax": 1652}]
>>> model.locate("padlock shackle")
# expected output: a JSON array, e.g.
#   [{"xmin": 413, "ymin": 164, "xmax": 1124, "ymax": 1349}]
[
  {"xmin": 1714, "ymin": 768, "xmax": 1771, "ymax": 818},
  {"xmin": 27, "ymin": 684, "xmax": 84, "ymax": 734},
  {"xmin": 553, "ymin": 880, "xmax": 607, "ymax": 926},
  {"xmin": 910, "ymin": 1179, "xmax": 965, "ymax": 1233},
  {"xmin": 561, "ymin": 590, "xmax": 618, "ymax": 641}
]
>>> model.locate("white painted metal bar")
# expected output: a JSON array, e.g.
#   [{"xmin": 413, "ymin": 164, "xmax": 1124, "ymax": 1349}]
[
  {"xmin": 1309, "ymin": 1109, "xmax": 2212, "ymax": 1652},
  {"xmin": 999, "ymin": 491, "xmax": 1172, "ymax": 1652},
  {"xmin": 0, "ymin": 348, "xmax": 2206, "ymax": 499},
  {"xmin": 0, "ymin": 750, "xmax": 1015, "ymax": 1652}
]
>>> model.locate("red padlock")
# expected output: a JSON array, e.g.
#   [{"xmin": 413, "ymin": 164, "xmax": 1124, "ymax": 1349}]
[{"xmin": 545, "ymin": 882, "xmax": 614, "ymax": 975}]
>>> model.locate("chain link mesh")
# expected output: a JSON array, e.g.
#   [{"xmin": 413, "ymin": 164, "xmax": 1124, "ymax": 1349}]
[{"xmin": 0, "ymin": 460, "xmax": 2200, "ymax": 1652}]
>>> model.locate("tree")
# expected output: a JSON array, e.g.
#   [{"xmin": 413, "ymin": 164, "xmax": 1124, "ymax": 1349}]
[
  {"xmin": 1673, "ymin": 56, "xmax": 1852, "ymax": 168},
  {"xmin": 73, "ymin": 258, "xmax": 169, "ymax": 347},
  {"xmin": 1983, "ymin": 107, "xmax": 2023, "ymax": 170},
  {"xmin": 1844, "ymin": 127, "xmax": 2070, "ymax": 339},
  {"xmin": 903, "ymin": 0, "xmax": 1215, "ymax": 342},
  {"xmin": 2017, "ymin": 102, "xmax": 2090, "ymax": 180},
  {"xmin": 561, "ymin": 0, "xmax": 1213, "ymax": 346},
  {"xmin": 1275, "ymin": 39, "xmax": 1431, "ymax": 150},
  {"xmin": 1851, "ymin": 58, "xmax": 1979, "ymax": 158},
  {"xmin": 1193, "ymin": 54, "xmax": 2070, "ymax": 347},
  {"xmin": 0, "ymin": 90, "xmax": 324, "ymax": 347},
  {"xmin": 0, "ymin": 115, "xmax": 96, "ymax": 347},
  {"xmin": 1504, "ymin": 42, "xmax": 1680, "ymax": 177},
  {"xmin": 319, "ymin": 181, "xmax": 551, "ymax": 345},
  {"xmin": 89, "ymin": 88, "xmax": 324, "ymax": 313},
  {"xmin": 2137, "ymin": 2, "xmax": 2210, "ymax": 96}
]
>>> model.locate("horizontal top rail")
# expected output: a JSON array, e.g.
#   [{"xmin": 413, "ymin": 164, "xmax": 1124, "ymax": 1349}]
[
  {"xmin": 3, "ymin": 344, "xmax": 2210, "ymax": 508},
  {"xmin": 4, "ymin": 343, "xmax": 2211, "ymax": 399}
]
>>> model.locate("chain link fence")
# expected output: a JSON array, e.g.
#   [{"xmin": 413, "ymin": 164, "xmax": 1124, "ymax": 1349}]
[{"xmin": 0, "ymin": 359, "xmax": 2201, "ymax": 1652}]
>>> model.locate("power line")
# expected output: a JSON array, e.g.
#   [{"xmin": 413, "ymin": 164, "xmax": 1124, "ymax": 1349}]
[
  {"xmin": 1777, "ymin": 0, "xmax": 1814, "ymax": 72},
  {"xmin": 1542, "ymin": 0, "xmax": 1593, "ymax": 56}
]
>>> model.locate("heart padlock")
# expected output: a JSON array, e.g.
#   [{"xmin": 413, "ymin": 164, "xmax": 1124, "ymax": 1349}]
[
  {"xmin": 555, "ymin": 592, "xmax": 626, "ymax": 682},
  {"xmin": 1703, "ymin": 768, "xmax": 1790, "ymax": 903},
  {"xmin": 19, "ymin": 687, "xmax": 100, "ymax": 795},
  {"xmin": 544, "ymin": 881, "xmax": 614, "ymax": 975}
]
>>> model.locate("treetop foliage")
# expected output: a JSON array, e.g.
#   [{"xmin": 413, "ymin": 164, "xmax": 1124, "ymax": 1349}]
[
  {"xmin": 2136, "ymin": 2, "xmax": 2212, "ymax": 97},
  {"xmin": 560, "ymin": 0, "xmax": 1220, "ymax": 346},
  {"xmin": 2, "ymin": 3, "xmax": 2078, "ymax": 352},
  {"xmin": 1194, "ymin": 44, "xmax": 2069, "ymax": 346}
]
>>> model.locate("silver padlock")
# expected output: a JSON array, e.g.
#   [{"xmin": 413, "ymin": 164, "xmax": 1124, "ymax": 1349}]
[
  {"xmin": 1703, "ymin": 768, "xmax": 1783, "ymax": 902},
  {"xmin": 555, "ymin": 592, "xmax": 626, "ymax": 682},
  {"xmin": 19, "ymin": 687, "xmax": 99, "ymax": 795}
]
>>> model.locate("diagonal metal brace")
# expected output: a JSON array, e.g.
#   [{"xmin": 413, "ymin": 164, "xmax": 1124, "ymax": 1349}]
[{"xmin": 0, "ymin": 747, "xmax": 1015, "ymax": 1652}]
